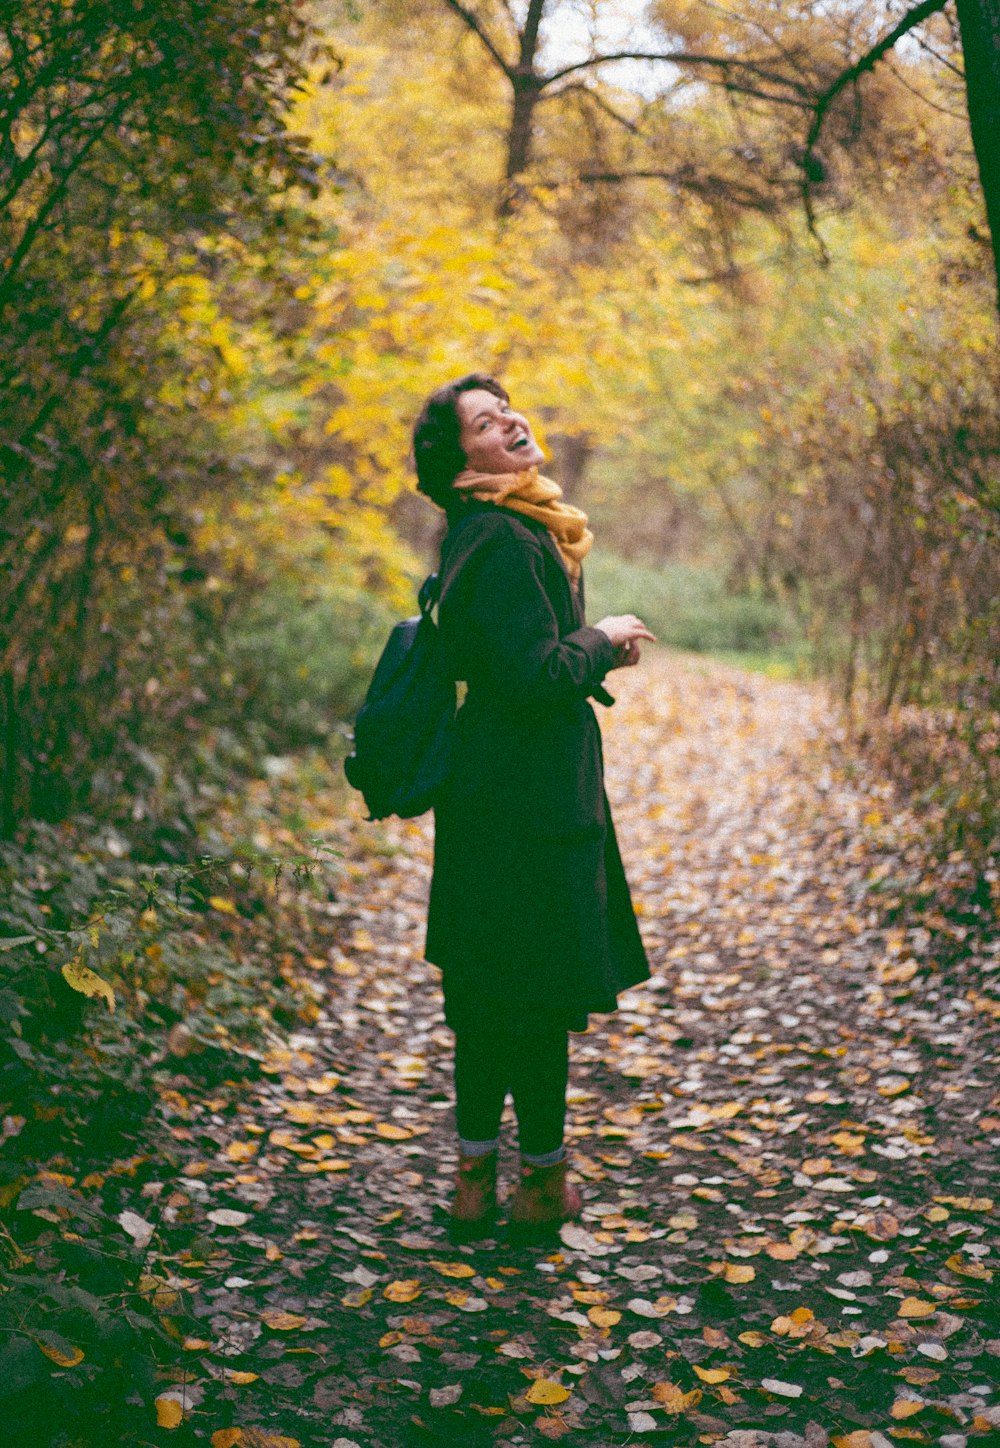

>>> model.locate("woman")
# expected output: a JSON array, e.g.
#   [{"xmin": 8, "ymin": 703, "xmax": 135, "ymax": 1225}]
[{"xmin": 412, "ymin": 373, "xmax": 654, "ymax": 1237}]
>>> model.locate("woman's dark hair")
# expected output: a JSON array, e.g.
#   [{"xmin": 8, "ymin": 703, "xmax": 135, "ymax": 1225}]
[{"xmin": 412, "ymin": 372, "xmax": 509, "ymax": 511}]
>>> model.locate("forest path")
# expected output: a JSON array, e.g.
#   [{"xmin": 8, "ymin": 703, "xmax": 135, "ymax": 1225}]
[{"xmin": 159, "ymin": 653, "xmax": 999, "ymax": 1448}]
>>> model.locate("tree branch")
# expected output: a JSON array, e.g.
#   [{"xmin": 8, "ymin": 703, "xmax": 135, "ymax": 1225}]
[
  {"xmin": 439, "ymin": 0, "xmax": 514, "ymax": 75},
  {"xmin": 543, "ymin": 49, "xmax": 811, "ymax": 95},
  {"xmin": 518, "ymin": 0, "xmax": 546, "ymax": 70},
  {"xmin": 799, "ymin": 0, "xmax": 949, "ymax": 256},
  {"xmin": 542, "ymin": 81, "xmax": 642, "ymax": 134}
]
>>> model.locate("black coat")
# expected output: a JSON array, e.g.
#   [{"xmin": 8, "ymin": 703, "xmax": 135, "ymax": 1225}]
[{"xmin": 424, "ymin": 501, "xmax": 650, "ymax": 1034}]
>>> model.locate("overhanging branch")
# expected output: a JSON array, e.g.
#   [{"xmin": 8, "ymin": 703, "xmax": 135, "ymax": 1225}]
[
  {"xmin": 440, "ymin": 0, "xmax": 513, "ymax": 75},
  {"xmin": 800, "ymin": 0, "xmax": 950, "ymax": 250}
]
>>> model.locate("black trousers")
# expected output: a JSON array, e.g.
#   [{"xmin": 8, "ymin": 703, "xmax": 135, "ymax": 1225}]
[{"xmin": 453, "ymin": 1027, "xmax": 569, "ymax": 1156}]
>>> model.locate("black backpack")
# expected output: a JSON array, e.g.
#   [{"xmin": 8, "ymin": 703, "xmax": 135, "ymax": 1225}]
[{"xmin": 343, "ymin": 572, "xmax": 456, "ymax": 820}]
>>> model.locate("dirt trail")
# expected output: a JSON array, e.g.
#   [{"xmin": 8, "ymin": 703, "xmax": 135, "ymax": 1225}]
[{"xmin": 159, "ymin": 653, "xmax": 999, "ymax": 1448}]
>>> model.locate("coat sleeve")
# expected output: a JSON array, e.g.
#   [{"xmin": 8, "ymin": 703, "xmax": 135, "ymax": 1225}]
[{"xmin": 442, "ymin": 514, "xmax": 616, "ymax": 708}]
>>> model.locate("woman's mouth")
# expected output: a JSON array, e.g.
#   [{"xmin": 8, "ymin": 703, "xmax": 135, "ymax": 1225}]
[{"xmin": 508, "ymin": 434, "xmax": 529, "ymax": 451}]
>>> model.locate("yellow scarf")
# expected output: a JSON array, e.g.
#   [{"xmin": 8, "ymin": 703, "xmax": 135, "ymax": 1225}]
[{"xmin": 453, "ymin": 466, "xmax": 594, "ymax": 582}]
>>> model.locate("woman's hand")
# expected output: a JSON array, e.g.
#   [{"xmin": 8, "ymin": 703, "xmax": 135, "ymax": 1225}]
[{"xmin": 594, "ymin": 614, "xmax": 656, "ymax": 668}]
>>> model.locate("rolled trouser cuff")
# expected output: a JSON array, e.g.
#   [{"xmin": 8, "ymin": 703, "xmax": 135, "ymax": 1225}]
[
  {"xmin": 458, "ymin": 1135, "xmax": 500, "ymax": 1158},
  {"xmin": 520, "ymin": 1143, "xmax": 566, "ymax": 1168}
]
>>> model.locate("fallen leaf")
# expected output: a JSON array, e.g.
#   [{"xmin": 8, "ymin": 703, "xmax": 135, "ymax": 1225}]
[
  {"xmin": 428, "ymin": 1260, "xmax": 475, "ymax": 1279},
  {"xmin": 588, "ymin": 1307, "xmax": 622, "ymax": 1328},
  {"xmin": 723, "ymin": 1263, "xmax": 755, "ymax": 1284},
  {"xmin": 651, "ymin": 1381, "xmax": 702, "ymax": 1412},
  {"xmin": 261, "ymin": 1310, "xmax": 307, "ymax": 1330},
  {"xmin": 155, "ymin": 1397, "xmax": 184, "ymax": 1428},
  {"xmin": 384, "ymin": 1279, "xmax": 422, "ymax": 1303},
  {"xmin": 946, "ymin": 1252, "xmax": 993, "ymax": 1281},
  {"xmin": 897, "ymin": 1297, "xmax": 936, "ymax": 1319},
  {"xmin": 761, "ymin": 1378, "xmax": 803, "ymax": 1398},
  {"xmin": 891, "ymin": 1399, "xmax": 924, "ymax": 1419},
  {"xmin": 207, "ymin": 1208, "xmax": 251, "ymax": 1227},
  {"xmin": 118, "ymin": 1209, "xmax": 155, "ymax": 1249},
  {"xmin": 693, "ymin": 1365, "xmax": 731, "ymax": 1383},
  {"xmin": 226, "ymin": 1141, "xmax": 259, "ymax": 1162},
  {"xmin": 430, "ymin": 1384, "xmax": 463, "ymax": 1407},
  {"xmin": 525, "ymin": 1379, "xmax": 572, "ymax": 1406}
]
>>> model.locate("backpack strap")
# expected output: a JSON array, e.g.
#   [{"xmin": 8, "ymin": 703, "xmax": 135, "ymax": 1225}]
[{"xmin": 418, "ymin": 572, "xmax": 440, "ymax": 620}]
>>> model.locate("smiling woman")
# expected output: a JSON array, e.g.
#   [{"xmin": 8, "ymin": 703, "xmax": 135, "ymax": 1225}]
[{"xmin": 411, "ymin": 372, "xmax": 654, "ymax": 1239}]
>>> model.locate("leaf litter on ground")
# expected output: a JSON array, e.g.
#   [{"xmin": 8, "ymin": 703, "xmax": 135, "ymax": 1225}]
[{"xmin": 26, "ymin": 653, "xmax": 1000, "ymax": 1446}]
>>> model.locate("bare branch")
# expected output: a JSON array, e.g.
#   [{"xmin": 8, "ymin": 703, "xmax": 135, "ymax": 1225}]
[
  {"xmin": 799, "ymin": 0, "xmax": 949, "ymax": 257},
  {"xmin": 543, "ymin": 49, "xmax": 811, "ymax": 96},
  {"xmin": 439, "ymin": 0, "xmax": 514, "ymax": 75},
  {"xmin": 579, "ymin": 167, "xmax": 789, "ymax": 212},
  {"xmin": 542, "ymin": 81, "xmax": 642, "ymax": 134},
  {"xmin": 518, "ymin": 0, "xmax": 546, "ymax": 70},
  {"xmin": 803, "ymin": 0, "xmax": 950, "ymax": 168}
]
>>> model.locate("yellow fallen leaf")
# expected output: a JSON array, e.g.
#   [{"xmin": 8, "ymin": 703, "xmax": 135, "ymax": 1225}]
[
  {"xmin": 738, "ymin": 1331, "xmax": 767, "ymax": 1347},
  {"xmin": 723, "ymin": 1264, "xmax": 755, "ymax": 1284},
  {"xmin": 383, "ymin": 1279, "xmax": 422, "ymax": 1302},
  {"xmin": 429, "ymin": 1260, "xmax": 476, "ymax": 1279},
  {"xmin": 765, "ymin": 1241, "xmax": 799, "ymax": 1261},
  {"xmin": 182, "ymin": 1337, "xmax": 212, "ymax": 1351},
  {"xmin": 891, "ymin": 1399, "xmax": 924, "ymax": 1419},
  {"xmin": 832, "ymin": 1434, "xmax": 873, "ymax": 1448},
  {"xmin": 946, "ymin": 1253, "xmax": 993, "ymax": 1281},
  {"xmin": 934, "ymin": 1195, "xmax": 993, "ymax": 1212},
  {"xmin": 693, "ymin": 1365, "xmax": 731, "ymax": 1383},
  {"xmin": 208, "ymin": 896, "xmax": 238, "ymax": 914},
  {"xmin": 155, "ymin": 1397, "xmax": 184, "ymax": 1429},
  {"xmin": 525, "ymin": 1379, "xmax": 572, "ymax": 1406},
  {"xmin": 212, "ymin": 1433, "xmax": 300, "ymax": 1448},
  {"xmin": 261, "ymin": 1310, "xmax": 307, "ymax": 1330},
  {"xmin": 35, "ymin": 1338, "xmax": 84, "ymax": 1367},
  {"xmin": 61, "ymin": 955, "xmax": 115, "ymax": 1013},
  {"xmin": 897, "ymin": 1297, "xmax": 936, "ymax": 1319},
  {"xmin": 226, "ymin": 1141, "xmax": 258, "ymax": 1162},
  {"xmin": 925, "ymin": 1205, "xmax": 949, "ymax": 1222},
  {"xmin": 651, "ymin": 1381, "xmax": 702, "ymax": 1412},
  {"xmin": 443, "ymin": 1289, "xmax": 469, "ymax": 1307},
  {"xmin": 789, "ymin": 1306, "xmax": 814, "ymax": 1324},
  {"xmin": 342, "ymin": 1287, "xmax": 373, "ymax": 1308},
  {"xmin": 376, "ymin": 1123, "xmax": 412, "ymax": 1140},
  {"xmin": 588, "ymin": 1307, "xmax": 621, "ymax": 1328},
  {"xmin": 801, "ymin": 1157, "xmax": 832, "ymax": 1175},
  {"xmin": 830, "ymin": 1130, "xmax": 865, "ymax": 1155},
  {"xmin": 224, "ymin": 1370, "xmax": 259, "ymax": 1384},
  {"xmin": 668, "ymin": 1212, "xmax": 698, "ymax": 1230}
]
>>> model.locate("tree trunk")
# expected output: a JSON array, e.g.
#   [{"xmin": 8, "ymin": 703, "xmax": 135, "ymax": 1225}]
[
  {"xmin": 500, "ymin": 73, "xmax": 542, "ymax": 215},
  {"xmin": 955, "ymin": 0, "xmax": 1000, "ymax": 310}
]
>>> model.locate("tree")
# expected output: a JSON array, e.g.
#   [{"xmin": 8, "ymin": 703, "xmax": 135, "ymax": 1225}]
[{"xmin": 0, "ymin": 1, "xmax": 324, "ymax": 833}]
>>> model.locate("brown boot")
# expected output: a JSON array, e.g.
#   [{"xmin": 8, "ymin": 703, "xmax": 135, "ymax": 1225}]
[
  {"xmin": 509, "ymin": 1156, "xmax": 581, "ymax": 1234},
  {"xmin": 449, "ymin": 1150, "xmax": 498, "ymax": 1239}
]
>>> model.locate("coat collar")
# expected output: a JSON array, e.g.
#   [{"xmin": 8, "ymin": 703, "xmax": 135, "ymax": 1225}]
[{"xmin": 446, "ymin": 499, "xmax": 583, "ymax": 622}]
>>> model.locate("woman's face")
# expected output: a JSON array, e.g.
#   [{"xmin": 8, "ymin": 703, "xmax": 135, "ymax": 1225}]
[{"xmin": 456, "ymin": 388, "xmax": 545, "ymax": 474}]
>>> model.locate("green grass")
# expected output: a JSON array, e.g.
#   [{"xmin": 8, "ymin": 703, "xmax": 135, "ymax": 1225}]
[{"xmin": 584, "ymin": 552, "xmax": 806, "ymax": 676}]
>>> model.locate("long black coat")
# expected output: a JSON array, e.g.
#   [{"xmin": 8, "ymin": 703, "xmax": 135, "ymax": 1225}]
[{"xmin": 424, "ymin": 501, "xmax": 650, "ymax": 1034}]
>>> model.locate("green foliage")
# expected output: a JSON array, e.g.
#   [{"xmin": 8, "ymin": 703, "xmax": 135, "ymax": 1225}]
[
  {"xmin": 0, "ymin": 0, "xmax": 327, "ymax": 836},
  {"xmin": 0, "ymin": 809, "xmax": 332, "ymax": 1440},
  {"xmin": 225, "ymin": 570, "xmax": 403, "ymax": 746},
  {"xmin": 585, "ymin": 552, "xmax": 798, "ymax": 662}
]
